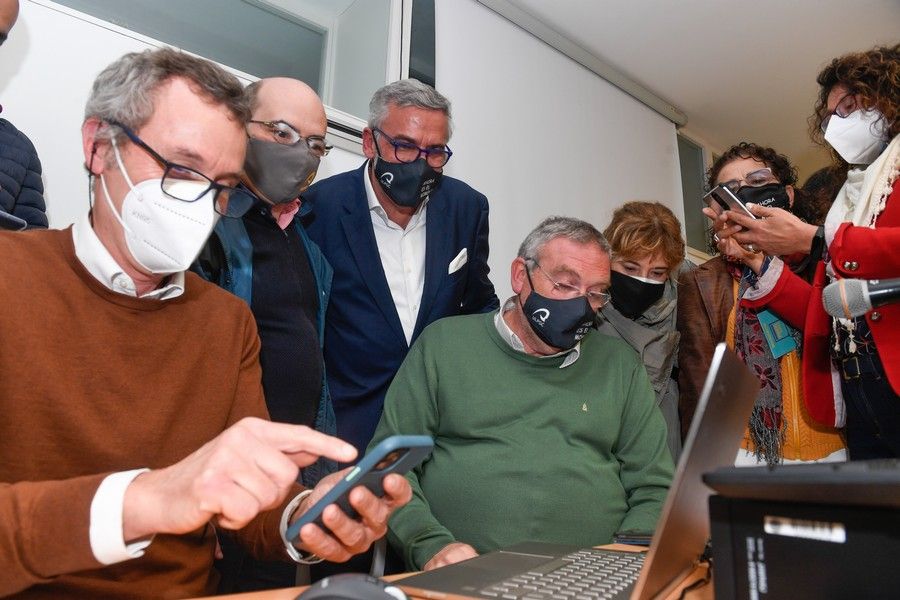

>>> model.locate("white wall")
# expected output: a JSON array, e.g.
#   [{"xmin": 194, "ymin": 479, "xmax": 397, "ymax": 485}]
[
  {"xmin": 0, "ymin": 0, "xmax": 363, "ymax": 228},
  {"xmin": 434, "ymin": 0, "xmax": 683, "ymax": 300}
]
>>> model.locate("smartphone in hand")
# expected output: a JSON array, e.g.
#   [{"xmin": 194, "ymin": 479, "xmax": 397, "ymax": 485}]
[
  {"xmin": 286, "ymin": 435, "xmax": 433, "ymax": 541},
  {"xmin": 703, "ymin": 185, "xmax": 757, "ymax": 224}
]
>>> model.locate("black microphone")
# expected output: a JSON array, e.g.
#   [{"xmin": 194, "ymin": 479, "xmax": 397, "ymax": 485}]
[{"xmin": 822, "ymin": 277, "xmax": 900, "ymax": 319}]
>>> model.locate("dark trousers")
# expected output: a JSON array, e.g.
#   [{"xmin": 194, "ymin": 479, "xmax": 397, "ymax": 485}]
[
  {"xmin": 215, "ymin": 534, "xmax": 297, "ymax": 593},
  {"xmin": 840, "ymin": 353, "xmax": 900, "ymax": 460}
]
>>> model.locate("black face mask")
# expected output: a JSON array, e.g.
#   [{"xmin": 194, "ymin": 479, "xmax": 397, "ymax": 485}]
[
  {"xmin": 609, "ymin": 271, "xmax": 665, "ymax": 319},
  {"xmin": 736, "ymin": 183, "xmax": 791, "ymax": 211},
  {"xmin": 244, "ymin": 138, "xmax": 320, "ymax": 205},
  {"xmin": 522, "ymin": 269, "xmax": 596, "ymax": 350},
  {"xmin": 372, "ymin": 156, "xmax": 442, "ymax": 208}
]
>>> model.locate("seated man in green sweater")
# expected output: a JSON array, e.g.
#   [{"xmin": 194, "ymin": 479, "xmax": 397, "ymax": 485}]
[{"xmin": 369, "ymin": 216, "xmax": 675, "ymax": 571}]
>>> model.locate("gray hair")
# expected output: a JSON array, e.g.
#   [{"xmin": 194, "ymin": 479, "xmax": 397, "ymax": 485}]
[
  {"xmin": 84, "ymin": 48, "xmax": 249, "ymax": 142},
  {"xmin": 368, "ymin": 78, "xmax": 453, "ymax": 137},
  {"xmin": 518, "ymin": 216, "xmax": 611, "ymax": 263}
]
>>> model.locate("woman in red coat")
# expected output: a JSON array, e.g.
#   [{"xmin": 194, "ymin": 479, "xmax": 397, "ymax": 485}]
[{"xmin": 712, "ymin": 43, "xmax": 900, "ymax": 459}]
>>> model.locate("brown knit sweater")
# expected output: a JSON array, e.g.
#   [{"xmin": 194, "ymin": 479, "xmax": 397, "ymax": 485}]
[{"xmin": 0, "ymin": 228, "xmax": 296, "ymax": 598}]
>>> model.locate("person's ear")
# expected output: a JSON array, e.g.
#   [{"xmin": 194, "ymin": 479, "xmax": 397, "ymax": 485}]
[
  {"xmin": 361, "ymin": 127, "xmax": 377, "ymax": 160},
  {"xmin": 785, "ymin": 184, "xmax": 795, "ymax": 209},
  {"xmin": 82, "ymin": 118, "xmax": 109, "ymax": 176},
  {"xmin": 511, "ymin": 257, "xmax": 529, "ymax": 295}
]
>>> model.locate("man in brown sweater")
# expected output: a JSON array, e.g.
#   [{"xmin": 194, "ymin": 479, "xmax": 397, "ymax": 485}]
[{"xmin": 0, "ymin": 48, "xmax": 411, "ymax": 598}]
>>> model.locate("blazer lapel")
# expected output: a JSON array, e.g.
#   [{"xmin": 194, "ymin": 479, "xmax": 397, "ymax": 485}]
[
  {"xmin": 341, "ymin": 169, "xmax": 406, "ymax": 342},
  {"xmin": 413, "ymin": 193, "xmax": 450, "ymax": 338}
]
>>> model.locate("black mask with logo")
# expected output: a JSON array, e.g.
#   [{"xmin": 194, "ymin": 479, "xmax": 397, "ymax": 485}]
[
  {"xmin": 609, "ymin": 271, "xmax": 665, "ymax": 319},
  {"xmin": 244, "ymin": 138, "xmax": 320, "ymax": 204},
  {"xmin": 736, "ymin": 183, "xmax": 791, "ymax": 211},
  {"xmin": 522, "ymin": 269, "xmax": 596, "ymax": 350},
  {"xmin": 373, "ymin": 156, "xmax": 442, "ymax": 208}
]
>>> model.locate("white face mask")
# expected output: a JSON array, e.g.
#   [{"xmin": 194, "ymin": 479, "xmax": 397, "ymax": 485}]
[
  {"xmin": 824, "ymin": 109, "xmax": 889, "ymax": 165},
  {"xmin": 100, "ymin": 138, "xmax": 218, "ymax": 275}
]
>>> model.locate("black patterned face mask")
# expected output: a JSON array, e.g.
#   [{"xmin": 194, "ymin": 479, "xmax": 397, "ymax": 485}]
[
  {"xmin": 372, "ymin": 156, "xmax": 442, "ymax": 208},
  {"xmin": 736, "ymin": 183, "xmax": 791, "ymax": 211},
  {"xmin": 523, "ymin": 269, "xmax": 596, "ymax": 350}
]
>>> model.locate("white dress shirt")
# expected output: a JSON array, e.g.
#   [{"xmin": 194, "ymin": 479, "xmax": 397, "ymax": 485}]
[{"xmin": 363, "ymin": 163, "xmax": 429, "ymax": 345}]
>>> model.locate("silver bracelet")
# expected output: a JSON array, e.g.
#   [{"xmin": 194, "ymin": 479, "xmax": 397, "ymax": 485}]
[{"xmin": 279, "ymin": 489, "xmax": 324, "ymax": 564}]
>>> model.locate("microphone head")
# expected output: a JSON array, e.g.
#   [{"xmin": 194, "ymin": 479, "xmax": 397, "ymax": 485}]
[{"xmin": 823, "ymin": 278, "xmax": 872, "ymax": 319}]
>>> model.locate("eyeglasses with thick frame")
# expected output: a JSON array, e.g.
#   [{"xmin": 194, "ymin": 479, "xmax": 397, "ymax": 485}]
[
  {"xmin": 820, "ymin": 92, "xmax": 860, "ymax": 133},
  {"xmin": 527, "ymin": 260, "xmax": 611, "ymax": 307},
  {"xmin": 247, "ymin": 119, "xmax": 332, "ymax": 157},
  {"xmin": 108, "ymin": 121, "xmax": 256, "ymax": 219},
  {"xmin": 719, "ymin": 167, "xmax": 781, "ymax": 194},
  {"xmin": 372, "ymin": 127, "xmax": 453, "ymax": 168}
]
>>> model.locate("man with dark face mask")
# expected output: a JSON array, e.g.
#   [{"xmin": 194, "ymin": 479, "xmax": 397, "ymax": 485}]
[
  {"xmin": 303, "ymin": 79, "xmax": 498, "ymax": 460},
  {"xmin": 368, "ymin": 216, "xmax": 673, "ymax": 572},
  {"xmin": 192, "ymin": 76, "xmax": 340, "ymax": 592}
]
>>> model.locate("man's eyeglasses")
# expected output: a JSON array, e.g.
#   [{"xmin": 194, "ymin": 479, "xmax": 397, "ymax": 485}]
[
  {"xmin": 372, "ymin": 127, "xmax": 452, "ymax": 168},
  {"xmin": 820, "ymin": 93, "xmax": 859, "ymax": 133},
  {"xmin": 720, "ymin": 167, "xmax": 780, "ymax": 193},
  {"xmin": 247, "ymin": 120, "xmax": 332, "ymax": 158},
  {"xmin": 109, "ymin": 121, "xmax": 255, "ymax": 219},
  {"xmin": 529, "ymin": 260, "xmax": 611, "ymax": 307}
]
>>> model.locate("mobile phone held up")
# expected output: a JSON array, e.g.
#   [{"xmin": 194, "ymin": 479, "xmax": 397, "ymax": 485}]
[
  {"xmin": 285, "ymin": 435, "xmax": 434, "ymax": 542},
  {"xmin": 703, "ymin": 184, "xmax": 758, "ymax": 222}
]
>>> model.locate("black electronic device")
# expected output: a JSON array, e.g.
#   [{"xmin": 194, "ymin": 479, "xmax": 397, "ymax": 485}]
[
  {"xmin": 286, "ymin": 435, "xmax": 433, "ymax": 540},
  {"xmin": 296, "ymin": 573, "xmax": 408, "ymax": 600},
  {"xmin": 706, "ymin": 459, "xmax": 900, "ymax": 599}
]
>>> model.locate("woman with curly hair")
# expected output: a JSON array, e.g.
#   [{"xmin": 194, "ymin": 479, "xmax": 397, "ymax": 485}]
[
  {"xmin": 598, "ymin": 201, "xmax": 686, "ymax": 461},
  {"xmin": 681, "ymin": 143, "xmax": 846, "ymax": 466},
  {"xmin": 711, "ymin": 43, "xmax": 900, "ymax": 459}
]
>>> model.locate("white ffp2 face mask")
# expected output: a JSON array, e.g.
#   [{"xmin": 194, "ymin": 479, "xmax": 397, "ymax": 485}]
[
  {"xmin": 100, "ymin": 138, "xmax": 218, "ymax": 275},
  {"xmin": 824, "ymin": 109, "xmax": 889, "ymax": 165}
]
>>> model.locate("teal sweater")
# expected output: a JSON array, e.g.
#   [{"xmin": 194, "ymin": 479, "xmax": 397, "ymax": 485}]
[{"xmin": 370, "ymin": 312, "xmax": 674, "ymax": 570}]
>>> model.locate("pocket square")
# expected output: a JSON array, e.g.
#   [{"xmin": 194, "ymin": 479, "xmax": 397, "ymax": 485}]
[{"xmin": 448, "ymin": 248, "xmax": 468, "ymax": 274}]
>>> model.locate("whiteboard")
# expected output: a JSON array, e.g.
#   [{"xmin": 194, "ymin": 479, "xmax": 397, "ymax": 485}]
[
  {"xmin": 434, "ymin": 0, "xmax": 683, "ymax": 300},
  {"xmin": 0, "ymin": 0, "xmax": 364, "ymax": 229}
]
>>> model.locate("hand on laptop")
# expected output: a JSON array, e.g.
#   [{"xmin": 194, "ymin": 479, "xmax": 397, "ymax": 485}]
[
  {"xmin": 292, "ymin": 469, "xmax": 413, "ymax": 562},
  {"xmin": 425, "ymin": 542, "xmax": 479, "ymax": 570}
]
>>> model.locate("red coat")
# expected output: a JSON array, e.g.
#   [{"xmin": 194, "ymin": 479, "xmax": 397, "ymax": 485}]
[{"xmin": 743, "ymin": 178, "xmax": 900, "ymax": 427}]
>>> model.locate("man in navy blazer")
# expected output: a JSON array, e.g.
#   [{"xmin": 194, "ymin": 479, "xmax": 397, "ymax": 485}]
[{"xmin": 304, "ymin": 79, "xmax": 498, "ymax": 456}]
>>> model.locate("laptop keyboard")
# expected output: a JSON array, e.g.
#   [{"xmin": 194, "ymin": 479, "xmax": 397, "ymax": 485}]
[{"xmin": 478, "ymin": 548, "xmax": 645, "ymax": 599}]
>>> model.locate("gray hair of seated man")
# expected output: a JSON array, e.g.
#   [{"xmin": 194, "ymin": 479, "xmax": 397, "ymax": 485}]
[
  {"xmin": 84, "ymin": 47, "xmax": 250, "ymax": 144},
  {"xmin": 368, "ymin": 78, "xmax": 453, "ymax": 137},
  {"xmin": 518, "ymin": 216, "xmax": 611, "ymax": 263}
]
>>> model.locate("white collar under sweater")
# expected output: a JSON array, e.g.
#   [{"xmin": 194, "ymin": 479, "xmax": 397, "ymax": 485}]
[{"xmin": 72, "ymin": 214, "xmax": 185, "ymax": 300}]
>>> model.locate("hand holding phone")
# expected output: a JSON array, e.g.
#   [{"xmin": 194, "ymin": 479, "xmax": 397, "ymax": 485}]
[{"xmin": 286, "ymin": 435, "xmax": 433, "ymax": 541}]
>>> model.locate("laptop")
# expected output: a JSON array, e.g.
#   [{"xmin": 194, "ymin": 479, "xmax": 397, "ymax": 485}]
[{"xmin": 398, "ymin": 343, "xmax": 759, "ymax": 600}]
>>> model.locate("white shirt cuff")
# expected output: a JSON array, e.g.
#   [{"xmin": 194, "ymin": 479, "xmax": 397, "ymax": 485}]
[{"xmin": 89, "ymin": 469, "xmax": 153, "ymax": 565}]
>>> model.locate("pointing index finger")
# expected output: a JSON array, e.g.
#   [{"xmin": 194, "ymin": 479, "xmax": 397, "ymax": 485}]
[{"xmin": 243, "ymin": 419, "xmax": 357, "ymax": 465}]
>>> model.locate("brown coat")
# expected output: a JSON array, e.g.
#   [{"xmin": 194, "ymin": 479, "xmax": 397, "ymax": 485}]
[{"xmin": 676, "ymin": 257, "xmax": 733, "ymax": 440}]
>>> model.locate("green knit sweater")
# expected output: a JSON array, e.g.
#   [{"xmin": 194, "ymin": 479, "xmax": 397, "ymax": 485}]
[{"xmin": 370, "ymin": 312, "xmax": 674, "ymax": 570}]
